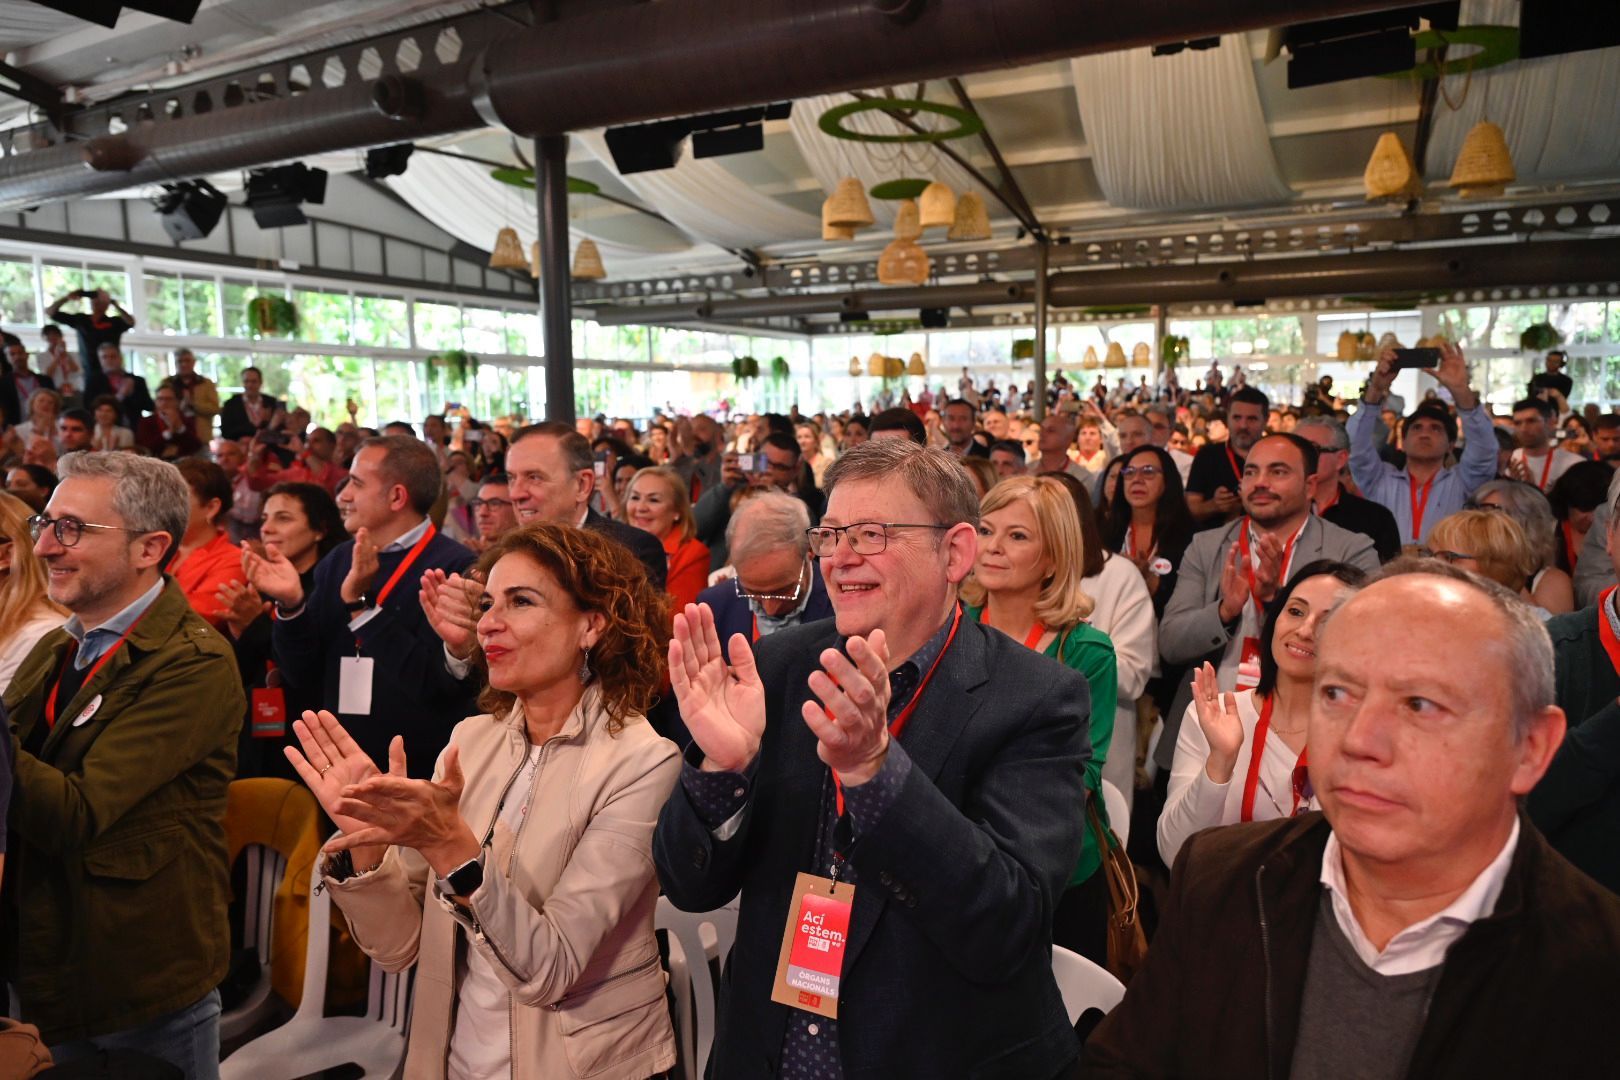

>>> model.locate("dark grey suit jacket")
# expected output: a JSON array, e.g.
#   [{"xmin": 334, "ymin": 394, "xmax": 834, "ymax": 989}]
[
  {"xmin": 1155, "ymin": 514, "xmax": 1379, "ymax": 770},
  {"xmin": 655, "ymin": 615, "xmax": 1091, "ymax": 1078}
]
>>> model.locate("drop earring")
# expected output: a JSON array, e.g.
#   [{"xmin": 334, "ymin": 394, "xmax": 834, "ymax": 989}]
[{"xmin": 578, "ymin": 646, "xmax": 592, "ymax": 684}]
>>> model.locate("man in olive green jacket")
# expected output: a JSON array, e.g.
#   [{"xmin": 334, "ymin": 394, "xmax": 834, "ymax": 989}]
[{"xmin": 2, "ymin": 451, "xmax": 242, "ymax": 1076}]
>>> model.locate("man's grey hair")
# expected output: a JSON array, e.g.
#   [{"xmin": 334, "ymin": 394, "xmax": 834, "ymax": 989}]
[
  {"xmin": 823, "ymin": 439, "xmax": 980, "ymax": 529},
  {"xmin": 1350, "ymin": 557, "xmax": 1554, "ymax": 742},
  {"xmin": 56, "ymin": 451, "xmax": 189, "ymax": 567},
  {"xmin": 728, "ymin": 491, "xmax": 811, "ymax": 566},
  {"xmin": 1144, "ymin": 403, "xmax": 1174, "ymax": 423},
  {"xmin": 1293, "ymin": 415, "xmax": 1350, "ymax": 452},
  {"xmin": 1469, "ymin": 479, "xmax": 1556, "ymax": 567}
]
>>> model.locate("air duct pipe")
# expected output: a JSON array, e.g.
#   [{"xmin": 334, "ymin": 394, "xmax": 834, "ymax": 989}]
[
  {"xmin": 589, "ymin": 280, "xmax": 1029, "ymax": 326},
  {"xmin": 0, "ymin": 0, "xmax": 1412, "ymax": 210}
]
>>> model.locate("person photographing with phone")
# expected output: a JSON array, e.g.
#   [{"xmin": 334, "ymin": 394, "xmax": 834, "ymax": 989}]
[
  {"xmin": 694, "ymin": 430, "xmax": 824, "ymax": 572},
  {"xmin": 1346, "ymin": 342, "xmax": 1497, "ymax": 547},
  {"xmin": 44, "ymin": 288, "xmax": 135, "ymax": 384}
]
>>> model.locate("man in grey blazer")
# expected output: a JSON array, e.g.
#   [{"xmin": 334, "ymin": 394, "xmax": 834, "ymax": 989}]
[{"xmin": 1155, "ymin": 433, "xmax": 1380, "ymax": 773}]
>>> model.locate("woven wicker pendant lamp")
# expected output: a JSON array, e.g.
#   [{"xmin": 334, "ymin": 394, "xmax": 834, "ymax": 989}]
[
  {"xmin": 1131, "ymin": 342, "xmax": 1152, "ymax": 367},
  {"xmin": 848, "ymin": 355, "xmax": 863, "ymax": 376},
  {"xmin": 528, "ymin": 242, "xmax": 540, "ymax": 279},
  {"xmin": 893, "ymin": 198, "xmax": 923, "ymax": 242},
  {"xmin": 877, "ymin": 238, "xmax": 930, "ymax": 285},
  {"xmin": 824, "ymin": 177, "xmax": 875, "ymax": 231},
  {"xmin": 1364, "ymin": 131, "xmax": 1423, "ymax": 201},
  {"xmin": 1104, "ymin": 341, "xmax": 1128, "ymax": 368},
  {"xmin": 1448, "ymin": 120, "xmax": 1515, "ymax": 198},
  {"xmin": 946, "ymin": 191, "xmax": 991, "ymax": 241},
  {"xmin": 907, "ymin": 352, "xmax": 927, "ymax": 375},
  {"xmin": 867, "ymin": 351, "xmax": 887, "ymax": 376},
  {"xmin": 1081, "ymin": 345, "xmax": 1100, "ymax": 369},
  {"xmin": 489, "ymin": 227, "xmax": 527, "ymax": 269},
  {"xmin": 822, "ymin": 197, "xmax": 857, "ymax": 241},
  {"xmin": 918, "ymin": 181, "xmax": 956, "ymax": 229},
  {"xmin": 571, "ymin": 239, "xmax": 606, "ymax": 280}
]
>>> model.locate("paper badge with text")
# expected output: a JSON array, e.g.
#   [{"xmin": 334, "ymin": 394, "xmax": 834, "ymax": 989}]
[{"xmin": 770, "ymin": 872, "xmax": 854, "ymax": 1020}]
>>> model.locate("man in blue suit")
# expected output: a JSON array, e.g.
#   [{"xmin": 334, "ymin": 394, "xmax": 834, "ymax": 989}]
[
  {"xmin": 697, "ymin": 490, "xmax": 834, "ymax": 661},
  {"xmin": 656, "ymin": 440, "xmax": 1092, "ymax": 1078},
  {"xmin": 245, "ymin": 434, "xmax": 476, "ymax": 777}
]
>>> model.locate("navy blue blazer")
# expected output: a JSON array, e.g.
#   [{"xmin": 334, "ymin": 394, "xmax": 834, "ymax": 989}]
[
  {"xmin": 696, "ymin": 562, "xmax": 835, "ymax": 662},
  {"xmin": 271, "ymin": 528, "xmax": 476, "ymax": 777},
  {"xmin": 654, "ymin": 615, "xmax": 1092, "ymax": 1078}
]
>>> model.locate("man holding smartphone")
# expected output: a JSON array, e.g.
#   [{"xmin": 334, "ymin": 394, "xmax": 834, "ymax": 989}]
[
  {"xmin": 44, "ymin": 288, "xmax": 135, "ymax": 384},
  {"xmin": 1346, "ymin": 343, "xmax": 1496, "ymax": 547}
]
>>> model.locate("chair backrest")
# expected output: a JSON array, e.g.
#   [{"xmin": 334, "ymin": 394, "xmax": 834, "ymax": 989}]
[
  {"xmin": 1051, "ymin": 945, "xmax": 1125, "ymax": 1024},
  {"xmin": 292, "ymin": 854, "xmax": 334, "ymax": 1023},
  {"xmin": 223, "ymin": 779, "xmax": 324, "ymax": 1007},
  {"xmin": 240, "ymin": 843, "xmax": 289, "ymax": 962},
  {"xmin": 656, "ymin": 898, "xmax": 739, "ymax": 1080},
  {"xmin": 367, "ymin": 962, "xmax": 414, "ymax": 1036},
  {"xmin": 1101, "ymin": 778, "xmax": 1130, "ymax": 849}
]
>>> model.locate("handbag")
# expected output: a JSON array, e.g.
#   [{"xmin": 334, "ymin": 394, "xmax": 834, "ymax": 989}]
[{"xmin": 1086, "ymin": 793, "xmax": 1148, "ymax": 984}]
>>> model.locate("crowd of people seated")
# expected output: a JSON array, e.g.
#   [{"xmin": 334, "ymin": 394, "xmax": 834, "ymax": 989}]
[{"xmin": 3, "ymin": 321, "xmax": 1620, "ymax": 1079}]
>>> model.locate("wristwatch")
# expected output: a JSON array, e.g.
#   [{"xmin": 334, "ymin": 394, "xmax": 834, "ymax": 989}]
[
  {"xmin": 437, "ymin": 855, "xmax": 485, "ymax": 900},
  {"xmin": 344, "ymin": 593, "xmax": 374, "ymax": 612}
]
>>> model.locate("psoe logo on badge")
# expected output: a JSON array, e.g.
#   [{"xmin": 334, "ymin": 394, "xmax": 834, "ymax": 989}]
[
  {"xmin": 73, "ymin": 694, "xmax": 104, "ymax": 728},
  {"xmin": 797, "ymin": 991, "xmax": 821, "ymax": 1009}
]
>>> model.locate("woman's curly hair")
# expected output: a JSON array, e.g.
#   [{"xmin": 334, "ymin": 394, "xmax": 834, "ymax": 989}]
[{"xmin": 471, "ymin": 523, "xmax": 671, "ymax": 734}]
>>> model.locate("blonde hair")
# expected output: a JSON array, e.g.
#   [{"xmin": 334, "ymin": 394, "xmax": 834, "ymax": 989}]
[
  {"xmin": 1428, "ymin": 510, "xmax": 1539, "ymax": 591},
  {"xmin": 0, "ymin": 491, "xmax": 67, "ymax": 642},
  {"xmin": 627, "ymin": 465, "xmax": 694, "ymax": 543},
  {"xmin": 961, "ymin": 475, "xmax": 1095, "ymax": 629}
]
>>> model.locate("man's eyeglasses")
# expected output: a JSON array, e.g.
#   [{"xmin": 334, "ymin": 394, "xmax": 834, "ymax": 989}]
[
  {"xmin": 806, "ymin": 522, "xmax": 949, "ymax": 558},
  {"xmin": 28, "ymin": 513, "xmax": 137, "ymax": 548},
  {"xmin": 734, "ymin": 559, "xmax": 809, "ymax": 603},
  {"xmin": 1419, "ymin": 548, "xmax": 1475, "ymax": 563},
  {"xmin": 1120, "ymin": 465, "xmax": 1163, "ymax": 480},
  {"xmin": 468, "ymin": 498, "xmax": 513, "ymax": 511}
]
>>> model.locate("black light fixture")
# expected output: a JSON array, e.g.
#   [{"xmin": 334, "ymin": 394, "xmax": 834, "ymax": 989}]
[
  {"xmin": 29, "ymin": 0, "xmax": 203, "ymax": 29},
  {"xmin": 604, "ymin": 102, "xmax": 792, "ymax": 174},
  {"xmin": 365, "ymin": 142, "xmax": 415, "ymax": 180},
  {"xmin": 1150, "ymin": 37, "xmax": 1220, "ymax": 57},
  {"xmin": 154, "ymin": 179, "xmax": 227, "ymax": 242},
  {"xmin": 244, "ymin": 163, "xmax": 327, "ymax": 228},
  {"xmin": 919, "ymin": 307, "xmax": 949, "ymax": 329},
  {"xmin": 1283, "ymin": 3, "xmax": 1458, "ymax": 88}
]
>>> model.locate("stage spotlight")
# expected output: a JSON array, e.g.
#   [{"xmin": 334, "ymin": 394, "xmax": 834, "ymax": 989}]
[
  {"xmin": 365, "ymin": 143, "xmax": 415, "ymax": 180},
  {"xmin": 244, "ymin": 163, "xmax": 328, "ymax": 228},
  {"xmin": 154, "ymin": 179, "xmax": 227, "ymax": 242}
]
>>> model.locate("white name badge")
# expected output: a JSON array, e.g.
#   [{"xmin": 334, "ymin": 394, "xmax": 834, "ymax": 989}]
[
  {"xmin": 338, "ymin": 656, "xmax": 375, "ymax": 715},
  {"xmin": 73, "ymin": 694, "xmax": 104, "ymax": 728}
]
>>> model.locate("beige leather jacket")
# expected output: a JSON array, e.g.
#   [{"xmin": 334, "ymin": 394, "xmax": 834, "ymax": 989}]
[{"xmin": 326, "ymin": 689, "xmax": 680, "ymax": 1079}]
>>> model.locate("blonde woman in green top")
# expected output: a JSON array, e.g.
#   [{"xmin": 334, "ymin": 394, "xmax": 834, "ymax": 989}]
[{"xmin": 961, "ymin": 474, "xmax": 1119, "ymax": 964}]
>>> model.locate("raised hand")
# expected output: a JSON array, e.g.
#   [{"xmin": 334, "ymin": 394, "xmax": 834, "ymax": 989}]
[
  {"xmin": 1366, "ymin": 348, "xmax": 1398, "ymax": 404},
  {"xmin": 420, "ymin": 568, "xmax": 484, "ymax": 660},
  {"xmin": 341, "ymin": 527, "xmax": 380, "ymax": 605},
  {"xmin": 329, "ymin": 739, "xmax": 480, "ymax": 877},
  {"xmin": 216, "ymin": 578, "xmax": 268, "ymax": 638},
  {"xmin": 669, "ymin": 602, "xmax": 766, "ymax": 773},
  {"xmin": 1217, "ymin": 542, "xmax": 1250, "ymax": 623},
  {"xmin": 242, "ymin": 543, "xmax": 304, "ymax": 606},
  {"xmin": 285, "ymin": 710, "xmax": 383, "ymax": 840},
  {"xmin": 1191, "ymin": 663, "xmax": 1245, "ymax": 783},
  {"xmin": 1432, "ymin": 342, "xmax": 1477, "ymax": 409},
  {"xmin": 1212, "ymin": 486, "xmax": 1242, "ymax": 515},
  {"xmin": 1252, "ymin": 530, "xmax": 1284, "ymax": 605},
  {"xmin": 802, "ymin": 630, "xmax": 893, "ymax": 785}
]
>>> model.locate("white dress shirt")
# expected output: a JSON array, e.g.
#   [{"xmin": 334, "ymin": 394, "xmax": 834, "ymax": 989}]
[{"xmin": 1319, "ymin": 817, "xmax": 1519, "ymax": 976}]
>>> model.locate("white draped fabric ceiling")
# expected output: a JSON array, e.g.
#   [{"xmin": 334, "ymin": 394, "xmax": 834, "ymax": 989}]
[{"xmin": 1070, "ymin": 35, "xmax": 1294, "ymax": 211}]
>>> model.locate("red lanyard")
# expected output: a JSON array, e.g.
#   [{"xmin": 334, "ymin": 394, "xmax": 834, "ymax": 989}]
[
  {"xmin": 372, "ymin": 524, "xmax": 437, "ymax": 610},
  {"xmin": 1532, "ymin": 449, "xmax": 1555, "ymax": 492},
  {"xmin": 1224, "ymin": 444, "xmax": 1243, "ymax": 486},
  {"xmin": 45, "ymin": 613, "xmax": 147, "ymax": 729},
  {"xmin": 1315, "ymin": 485, "xmax": 1342, "ymax": 516},
  {"xmin": 1408, "ymin": 473, "xmax": 1436, "ymax": 543},
  {"xmin": 972, "ymin": 605, "xmax": 1045, "ymax": 649},
  {"xmin": 1563, "ymin": 521, "xmax": 1580, "ymax": 572},
  {"xmin": 1598, "ymin": 588, "xmax": 1620, "ymax": 679},
  {"xmin": 1240, "ymin": 695, "xmax": 1309, "ymax": 822},
  {"xmin": 1127, "ymin": 522, "xmax": 1155, "ymax": 560},
  {"xmin": 1236, "ymin": 519, "xmax": 1302, "ymax": 609},
  {"xmin": 832, "ymin": 604, "xmax": 962, "ymax": 817},
  {"xmin": 750, "ymin": 613, "xmax": 760, "ymax": 643}
]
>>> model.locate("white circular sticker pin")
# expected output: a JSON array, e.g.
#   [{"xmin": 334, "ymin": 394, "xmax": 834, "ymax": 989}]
[
  {"xmin": 72, "ymin": 694, "xmax": 103, "ymax": 728},
  {"xmin": 1149, "ymin": 557, "xmax": 1174, "ymax": 576}
]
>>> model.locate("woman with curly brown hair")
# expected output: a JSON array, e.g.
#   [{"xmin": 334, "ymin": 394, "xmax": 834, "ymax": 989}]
[{"xmin": 287, "ymin": 523, "xmax": 681, "ymax": 1080}]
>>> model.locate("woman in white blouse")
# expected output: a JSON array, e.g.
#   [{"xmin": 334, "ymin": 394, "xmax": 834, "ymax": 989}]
[{"xmin": 1157, "ymin": 560, "xmax": 1367, "ymax": 866}]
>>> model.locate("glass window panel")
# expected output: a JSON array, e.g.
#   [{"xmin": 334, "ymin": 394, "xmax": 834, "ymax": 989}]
[
  {"xmin": 41, "ymin": 263, "xmax": 91, "ymax": 309},
  {"xmin": 0, "ymin": 258, "xmax": 37, "ymax": 326},
  {"xmin": 1435, "ymin": 307, "xmax": 1493, "ymax": 349},
  {"xmin": 354, "ymin": 294, "xmax": 409, "ymax": 349},
  {"xmin": 414, "ymin": 301, "xmax": 463, "ymax": 351},
  {"xmin": 375, "ymin": 358, "xmax": 423, "ymax": 426},
  {"xmin": 1168, "ymin": 319, "xmax": 1214, "ymax": 362},
  {"xmin": 1567, "ymin": 355, "xmax": 1604, "ymax": 405},
  {"xmin": 1604, "ymin": 357, "xmax": 1620, "ymax": 405},
  {"xmin": 221, "ymin": 279, "xmax": 259, "ymax": 338},
  {"xmin": 507, "ymin": 311, "xmax": 540, "ymax": 357},
  {"xmin": 1488, "ymin": 305, "xmax": 1549, "ymax": 350},
  {"xmin": 183, "ymin": 277, "xmax": 220, "ymax": 337},
  {"xmin": 281, "ymin": 355, "xmax": 373, "ymax": 429},
  {"xmin": 1551, "ymin": 302, "xmax": 1607, "ymax": 346},
  {"xmin": 143, "ymin": 273, "xmax": 182, "ymax": 335},
  {"xmin": 463, "ymin": 306, "xmax": 507, "ymax": 355},
  {"xmin": 85, "ymin": 265, "xmax": 130, "ymax": 305},
  {"xmin": 294, "ymin": 289, "xmax": 353, "ymax": 345}
]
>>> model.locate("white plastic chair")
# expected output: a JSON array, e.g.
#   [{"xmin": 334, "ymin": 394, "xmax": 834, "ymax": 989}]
[
  {"xmin": 221, "ymin": 856, "xmax": 413, "ymax": 1079},
  {"xmin": 1101, "ymin": 778, "xmax": 1130, "ymax": 849},
  {"xmin": 220, "ymin": 843, "xmax": 289, "ymax": 1042},
  {"xmin": 1143, "ymin": 717, "xmax": 1163, "ymax": 784},
  {"xmin": 657, "ymin": 897, "xmax": 738, "ymax": 1080},
  {"xmin": 1051, "ymin": 945, "xmax": 1126, "ymax": 1024}
]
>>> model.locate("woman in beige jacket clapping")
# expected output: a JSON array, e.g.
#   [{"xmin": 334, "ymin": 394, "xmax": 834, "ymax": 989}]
[{"xmin": 289, "ymin": 524, "xmax": 680, "ymax": 1080}]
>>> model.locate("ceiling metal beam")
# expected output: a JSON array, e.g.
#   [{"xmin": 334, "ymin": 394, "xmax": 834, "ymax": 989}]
[{"xmin": 946, "ymin": 76, "xmax": 1045, "ymax": 242}]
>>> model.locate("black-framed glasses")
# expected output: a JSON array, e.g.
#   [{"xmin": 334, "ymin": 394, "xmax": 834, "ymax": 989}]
[
  {"xmin": 468, "ymin": 498, "xmax": 513, "ymax": 511},
  {"xmin": 734, "ymin": 559, "xmax": 809, "ymax": 603},
  {"xmin": 1419, "ymin": 548, "xmax": 1475, "ymax": 563},
  {"xmin": 27, "ymin": 513, "xmax": 136, "ymax": 548},
  {"xmin": 1120, "ymin": 465, "xmax": 1163, "ymax": 480},
  {"xmin": 806, "ymin": 522, "xmax": 949, "ymax": 557}
]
